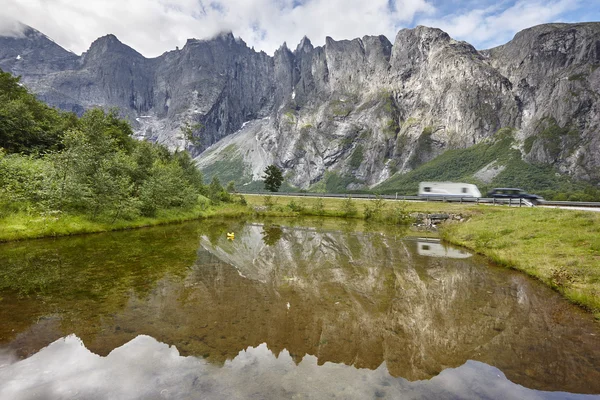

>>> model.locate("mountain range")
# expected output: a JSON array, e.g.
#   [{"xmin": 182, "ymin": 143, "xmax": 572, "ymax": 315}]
[{"xmin": 1, "ymin": 22, "xmax": 599, "ymax": 192}]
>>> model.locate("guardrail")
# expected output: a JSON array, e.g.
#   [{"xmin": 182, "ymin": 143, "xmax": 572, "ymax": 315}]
[{"xmin": 238, "ymin": 192, "xmax": 600, "ymax": 208}]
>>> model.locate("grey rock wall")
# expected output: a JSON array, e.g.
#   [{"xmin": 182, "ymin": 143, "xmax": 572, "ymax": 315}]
[
  {"xmin": 1, "ymin": 22, "xmax": 599, "ymax": 188},
  {"xmin": 484, "ymin": 23, "xmax": 600, "ymax": 181}
]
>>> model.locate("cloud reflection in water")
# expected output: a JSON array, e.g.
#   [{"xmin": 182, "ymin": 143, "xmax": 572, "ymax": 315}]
[{"xmin": 0, "ymin": 334, "xmax": 594, "ymax": 400}]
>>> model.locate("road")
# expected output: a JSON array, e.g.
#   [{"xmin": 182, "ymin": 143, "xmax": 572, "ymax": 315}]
[{"xmin": 539, "ymin": 205, "xmax": 600, "ymax": 212}]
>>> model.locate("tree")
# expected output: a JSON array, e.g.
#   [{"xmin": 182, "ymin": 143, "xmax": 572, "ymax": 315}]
[
  {"xmin": 263, "ymin": 164, "xmax": 283, "ymax": 192},
  {"xmin": 181, "ymin": 121, "xmax": 203, "ymax": 148},
  {"xmin": 207, "ymin": 176, "xmax": 231, "ymax": 204},
  {"xmin": 0, "ymin": 68, "xmax": 78, "ymax": 154},
  {"xmin": 226, "ymin": 181, "xmax": 236, "ymax": 193}
]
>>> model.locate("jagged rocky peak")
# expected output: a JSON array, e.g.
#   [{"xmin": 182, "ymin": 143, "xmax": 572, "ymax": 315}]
[
  {"xmin": 480, "ymin": 22, "xmax": 600, "ymax": 181},
  {"xmin": 485, "ymin": 22, "xmax": 600, "ymax": 81},
  {"xmin": 84, "ymin": 34, "xmax": 143, "ymax": 60},
  {"xmin": 276, "ymin": 41, "xmax": 291, "ymax": 53},
  {"xmin": 506, "ymin": 22, "xmax": 600, "ymax": 58},
  {"xmin": 273, "ymin": 41, "xmax": 295, "ymax": 70},
  {"xmin": 0, "ymin": 20, "xmax": 56, "ymax": 42},
  {"xmin": 295, "ymin": 36, "xmax": 313, "ymax": 53},
  {"xmin": 0, "ymin": 21, "xmax": 64, "ymax": 49},
  {"xmin": 8, "ymin": 24, "xmax": 41, "ymax": 39},
  {"xmin": 360, "ymin": 35, "xmax": 393, "ymax": 67},
  {"xmin": 0, "ymin": 18, "xmax": 27, "ymax": 37},
  {"xmin": 362, "ymin": 34, "xmax": 392, "ymax": 52},
  {"xmin": 324, "ymin": 35, "xmax": 366, "ymax": 52},
  {"xmin": 184, "ymin": 30, "xmax": 241, "ymax": 48},
  {"xmin": 0, "ymin": 21, "xmax": 78, "ymax": 75},
  {"xmin": 391, "ymin": 25, "xmax": 451, "ymax": 63},
  {"xmin": 394, "ymin": 25, "xmax": 451, "ymax": 48},
  {"xmin": 179, "ymin": 30, "xmax": 254, "ymax": 63}
]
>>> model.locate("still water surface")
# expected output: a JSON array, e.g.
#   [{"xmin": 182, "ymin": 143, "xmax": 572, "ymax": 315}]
[{"xmin": 0, "ymin": 219, "xmax": 599, "ymax": 399}]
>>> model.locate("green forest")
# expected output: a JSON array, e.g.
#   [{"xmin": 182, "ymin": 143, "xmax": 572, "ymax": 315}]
[{"xmin": 0, "ymin": 69, "xmax": 234, "ymax": 225}]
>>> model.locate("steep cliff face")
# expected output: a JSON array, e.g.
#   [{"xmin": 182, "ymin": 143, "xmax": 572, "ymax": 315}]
[
  {"xmin": 199, "ymin": 26, "xmax": 522, "ymax": 189},
  {"xmin": 484, "ymin": 23, "xmax": 600, "ymax": 181},
  {"xmin": 1, "ymin": 22, "xmax": 599, "ymax": 188},
  {"xmin": 0, "ymin": 27, "xmax": 275, "ymax": 152},
  {"xmin": 148, "ymin": 34, "xmax": 274, "ymax": 152},
  {"xmin": 0, "ymin": 26, "xmax": 82, "ymax": 113}
]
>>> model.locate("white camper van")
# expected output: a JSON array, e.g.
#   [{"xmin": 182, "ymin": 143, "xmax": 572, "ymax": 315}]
[
  {"xmin": 417, "ymin": 240, "xmax": 472, "ymax": 259},
  {"xmin": 418, "ymin": 182, "xmax": 482, "ymax": 198}
]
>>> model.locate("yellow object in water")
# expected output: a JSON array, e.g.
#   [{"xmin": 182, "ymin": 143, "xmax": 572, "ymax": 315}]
[{"xmin": 226, "ymin": 232, "xmax": 235, "ymax": 240}]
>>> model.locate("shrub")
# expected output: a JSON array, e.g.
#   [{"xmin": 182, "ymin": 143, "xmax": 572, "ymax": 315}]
[
  {"xmin": 341, "ymin": 196, "xmax": 358, "ymax": 217},
  {"xmin": 287, "ymin": 199, "xmax": 305, "ymax": 212},
  {"xmin": 263, "ymin": 195, "xmax": 277, "ymax": 209},
  {"xmin": 312, "ymin": 198, "xmax": 325, "ymax": 215},
  {"xmin": 207, "ymin": 176, "xmax": 232, "ymax": 204},
  {"xmin": 363, "ymin": 196, "xmax": 385, "ymax": 220},
  {"xmin": 385, "ymin": 201, "xmax": 411, "ymax": 224},
  {"xmin": 226, "ymin": 181, "xmax": 236, "ymax": 193}
]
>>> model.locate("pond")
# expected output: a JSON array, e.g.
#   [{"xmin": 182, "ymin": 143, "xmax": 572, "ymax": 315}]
[{"xmin": 0, "ymin": 219, "xmax": 599, "ymax": 399}]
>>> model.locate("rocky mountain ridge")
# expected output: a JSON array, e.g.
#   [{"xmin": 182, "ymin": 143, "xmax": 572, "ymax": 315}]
[{"xmin": 1, "ymin": 22, "xmax": 599, "ymax": 190}]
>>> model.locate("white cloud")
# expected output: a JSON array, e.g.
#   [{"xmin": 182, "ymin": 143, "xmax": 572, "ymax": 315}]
[
  {"xmin": 0, "ymin": 15, "xmax": 28, "ymax": 37},
  {"xmin": 418, "ymin": 0, "xmax": 580, "ymax": 49},
  {"xmin": 0, "ymin": 0, "xmax": 590, "ymax": 56},
  {"xmin": 0, "ymin": 0, "xmax": 435, "ymax": 57}
]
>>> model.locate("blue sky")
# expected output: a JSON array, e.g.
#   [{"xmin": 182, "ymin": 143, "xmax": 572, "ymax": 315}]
[
  {"xmin": 1, "ymin": 0, "xmax": 598, "ymax": 57},
  {"xmin": 417, "ymin": 0, "xmax": 600, "ymax": 48}
]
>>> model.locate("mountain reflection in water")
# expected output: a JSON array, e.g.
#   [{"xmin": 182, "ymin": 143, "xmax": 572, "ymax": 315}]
[
  {"xmin": 0, "ymin": 334, "xmax": 594, "ymax": 400},
  {"xmin": 0, "ymin": 220, "xmax": 599, "ymax": 398}
]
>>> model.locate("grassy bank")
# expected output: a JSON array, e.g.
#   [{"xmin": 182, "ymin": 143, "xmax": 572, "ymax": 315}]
[
  {"xmin": 243, "ymin": 193, "xmax": 483, "ymax": 217},
  {"xmin": 0, "ymin": 203, "xmax": 252, "ymax": 242}
]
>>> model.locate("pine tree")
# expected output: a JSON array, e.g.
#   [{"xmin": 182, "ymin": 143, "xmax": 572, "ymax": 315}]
[{"xmin": 263, "ymin": 164, "xmax": 283, "ymax": 192}]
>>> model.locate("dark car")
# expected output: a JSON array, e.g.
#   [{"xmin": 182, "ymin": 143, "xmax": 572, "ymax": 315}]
[{"xmin": 487, "ymin": 188, "xmax": 544, "ymax": 205}]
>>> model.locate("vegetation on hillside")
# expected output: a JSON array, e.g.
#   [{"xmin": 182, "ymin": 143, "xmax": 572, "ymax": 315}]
[
  {"xmin": 0, "ymin": 69, "xmax": 237, "ymax": 235},
  {"xmin": 375, "ymin": 128, "xmax": 600, "ymax": 201}
]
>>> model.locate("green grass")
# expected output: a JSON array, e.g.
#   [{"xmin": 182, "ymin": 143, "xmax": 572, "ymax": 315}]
[
  {"xmin": 201, "ymin": 156, "xmax": 253, "ymax": 186},
  {"xmin": 0, "ymin": 202, "xmax": 252, "ymax": 242},
  {"xmin": 243, "ymin": 194, "xmax": 480, "ymax": 219}
]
